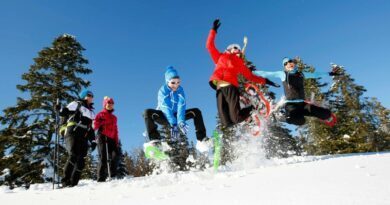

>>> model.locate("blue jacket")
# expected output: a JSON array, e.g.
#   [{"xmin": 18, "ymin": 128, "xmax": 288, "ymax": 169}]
[
  {"xmin": 157, "ymin": 66, "xmax": 186, "ymax": 126},
  {"xmin": 157, "ymin": 85, "xmax": 186, "ymax": 126}
]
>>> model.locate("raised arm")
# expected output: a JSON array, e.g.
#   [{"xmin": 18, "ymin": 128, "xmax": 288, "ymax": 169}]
[{"xmin": 206, "ymin": 19, "xmax": 222, "ymax": 63}]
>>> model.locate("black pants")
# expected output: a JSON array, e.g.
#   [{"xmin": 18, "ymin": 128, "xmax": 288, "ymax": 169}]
[
  {"xmin": 143, "ymin": 108, "xmax": 207, "ymax": 141},
  {"xmin": 62, "ymin": 129, "xmax": 89, "ymax": 187},
  {"xmin": 217, "ymin": 85, "xmax": 253, "ymax": 127},
  {"xmin": 285, "ymin": 102, "xmax": 331, "ymax": 126},
  {"xmin": 97, "ymin": 134, "xmax": 119, "ymax": 181}
]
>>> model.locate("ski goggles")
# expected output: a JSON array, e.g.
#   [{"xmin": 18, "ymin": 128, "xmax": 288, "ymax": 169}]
[
  {"xmin": 226, "ymin": 44, "xmax": 241, "ymax": 51},
  {"xmin": 169, "ymin": 80, "xmax": 181, "ymax": 85}
]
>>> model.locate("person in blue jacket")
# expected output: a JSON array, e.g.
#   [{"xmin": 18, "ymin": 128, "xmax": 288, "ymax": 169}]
[
  {"xmin": 143, "ymin": 66, "xmax": 212, "ymax": 152},
  {"xmin": 253, "ymin": 57, "xmax": 340, "ymax": 126}
]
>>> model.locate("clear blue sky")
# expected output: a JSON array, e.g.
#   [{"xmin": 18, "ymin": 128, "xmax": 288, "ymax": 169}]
[{"xmin": 1, "ymin": 0, "xmax": 389, "ymax": 152}]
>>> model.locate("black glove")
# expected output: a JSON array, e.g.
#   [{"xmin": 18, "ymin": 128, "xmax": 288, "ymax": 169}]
[
  {"xmin": 90, "ymin": 140, "xmax": 97, "ymax": 152},
  {"xmin": 265, "ymin": 78, "xmax": 281, "ymax": 87},
  {"xmin": 329, "ymin": 72, "xmax": 341, "ymax": 76},
  {"xmin": 329, "ymin": 66, "xmax": 342, "ymax": 76},
  {"xmin": 212, "ymin": 19, "xmax": 221, "ymax": 32}
]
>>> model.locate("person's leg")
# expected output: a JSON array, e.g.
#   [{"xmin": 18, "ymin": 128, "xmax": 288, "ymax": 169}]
[
  {"xmin": 285, "ymin": 103, "xmax": 306, "ymax": 126},
  {"xmin": 108, "ymin": 138, "xmax": 119, "ymax": 178},
  {"xmin": 143, "ymin": 109, "xmax": 169, "ymax": 140},
  {"xmin": 217, "ymin": 89, "xmax": 233, "ymax": 127},
  {"xmin": 97, "ymin": 135, "xmax": 107, "ymax": 182},
  {"xmin": 223, "ymin": 86, "xmax": 252, "ymax": 124},
  {"xmin": 185, "ymin": 108, "xmax": 207, "ymax": 141},
  {"xmin": 303, "ymin": 102, "xmax": 332, "ymax": 120},
  {"xmin": 62, "ymin": 132, "xmax": 76, "ymax": 186},
  {"xmin": 70, "ymin": 137, "xmax": 88, "ymax": 186}
]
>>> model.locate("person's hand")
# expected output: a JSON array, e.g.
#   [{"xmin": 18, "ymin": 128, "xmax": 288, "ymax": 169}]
[
  {"xmin": 265, "ymin": 78, "xmax": 281, "ymax": 87},
  {"xmin": 212, "ymin": 19, "xmax": 221, "ymax": 32},
  {"xmin": 170, "ymin": 125, "xmax": 180, "ymax": 140},
  {"xmin": 178, "ymin": 122, "xmax": 189, "ymax": 135},
  {"xmin": 329, "ymin": 65, "xmax": 343, "ymax": 76}
]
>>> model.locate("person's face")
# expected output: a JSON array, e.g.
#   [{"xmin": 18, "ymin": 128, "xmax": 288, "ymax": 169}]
[
  {"xmin": 85, "ymin": 94, "xmax": 94, "ymax": 104},
  {"xmin": 284, "ymin": 61, "xmax": 296, "ymax": 72},
  {"xmin": 105, "ymin": 101, "xmax": 114, "ymax": 110},
  {"xmin": 168, "ymin": 78, "xmax": 181, "ymax": 91},
  {"xmin": 229, "ymin": 46, "xmax": 241, "ymax": 56}
]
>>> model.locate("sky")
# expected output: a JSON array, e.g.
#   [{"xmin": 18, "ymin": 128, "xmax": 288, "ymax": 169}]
[{"xmin": 1, "ymin": 0, "xmax": 389, "ymax": 152}]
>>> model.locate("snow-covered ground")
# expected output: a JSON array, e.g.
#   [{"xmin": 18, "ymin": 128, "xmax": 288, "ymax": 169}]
[{"xmin": 1, "ymin": 152, "xmax": 389, "ymax": 205}]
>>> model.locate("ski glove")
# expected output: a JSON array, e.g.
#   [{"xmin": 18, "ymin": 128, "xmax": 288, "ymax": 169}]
[
  {"xmin": 178, "ymin": 122, "xmax": 189, "ymax": 135},
  {"xmin": 329, "ymin": 66, "xmax": 342, "ymax": 76},
  {"xmin": 170, "ymin": 126, "xmax": 180, "ymax": 140},
  {"xmin": 329, "ymin": 72, "xmax": 341, "ymax": 76},
  {"xmin": 265, "ymin": 78, "xmax": 281, "ymax": 87},
  {"xmin": 212, "ymin": 19, "xmax": 221, "ymax": 32},
  {"xmin": 90, "ymin": 140, "xmax": 97, "ymax": 152}
]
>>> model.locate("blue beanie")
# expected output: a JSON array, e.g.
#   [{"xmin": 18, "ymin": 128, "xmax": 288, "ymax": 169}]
[
  {"xmin": 79, "ymin": 89, "xmax": 94, "ymax": 99},
  {"xmin": 165, "ymin": 66, "xmax": 180, "ymax": 83}
]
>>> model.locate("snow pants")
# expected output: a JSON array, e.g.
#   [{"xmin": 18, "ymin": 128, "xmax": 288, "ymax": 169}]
[
  {"xmin": 62, "ymin": 131, "xmax": 89, "ymax": 187},
  {"xmin": 216, "ymin": 85, "xmax": 253, "ymax": 127},
  {"xmin": 143, "ymin": 108, "xmax": 207, "ymax": 141},
  {"xmin": 97, "ymin": 134, "xmax": 119, "ymax": 182},
  {"xmin": 285, "ymin": 102, "xmax": 331, "ymax": 126}
]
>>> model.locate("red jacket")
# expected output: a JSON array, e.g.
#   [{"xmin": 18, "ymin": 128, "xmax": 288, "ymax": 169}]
[
  {"xmin": 206, "ymin": 29, "xmax": 266, "ymax": 89},
  {"xmin": 94, "ymin": 109, "xmax": 119, "ymax": 145}
]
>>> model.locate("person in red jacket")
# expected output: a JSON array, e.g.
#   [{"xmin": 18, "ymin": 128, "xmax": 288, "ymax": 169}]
[
  {"xmin": 206, "ymin": 19, "xmax": 277, "ymax": 127},
  {"xmin": 94, "ymin": 96, "xmax": 119, "ymax": 182}
]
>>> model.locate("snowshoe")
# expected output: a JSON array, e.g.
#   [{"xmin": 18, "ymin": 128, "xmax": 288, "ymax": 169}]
[{"xmin": 143, "ymin": 140, "xmax": 170, "ymax": 161}]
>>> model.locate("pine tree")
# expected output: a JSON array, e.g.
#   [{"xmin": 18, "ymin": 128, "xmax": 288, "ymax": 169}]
[
  {"xmin": 300, "ymin": 62, "xmax": 381, "ymax": 154},
  {"xmin": 363, "ymin": 97, "xmax": 390, "ymax": 151},
  {"xmin": 81, "ymin": 151, "xmax": 97, "ymax": 180},
  {"xmin": 0, "ymin": 34, "xmax": 92, "ymax": 187},
  {"xmin": 116, "ymin": 141, "xmax": 129, "ymax": 179}
]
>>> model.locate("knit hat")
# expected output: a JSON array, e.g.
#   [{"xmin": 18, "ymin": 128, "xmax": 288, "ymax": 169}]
[
  {"xmin": 165, "ymin": 66, "xmax": 180, "ymax": 83},
  {"xmin": 103, "ymin": 96, "xmax": 114, "ymax": 109},
  {"xmin": 79, "ymin": 89, "xmax": 94, "ymax": 99}
]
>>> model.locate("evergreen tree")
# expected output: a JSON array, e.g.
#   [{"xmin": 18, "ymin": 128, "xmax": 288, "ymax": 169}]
[
  {"xmin": 116, "ymin": 141, "xmax": 129, "ymax": 179},
  {"xmin": 81, "ymin": 151, "xmax": 97, "ymax": 180},
  {"xmin": 0, "ymin": 34, "xmax": 92, "ymax": 187},
  {"xmin": 363, "ymin": 97, "xmax": 390, "ymax": 151}
]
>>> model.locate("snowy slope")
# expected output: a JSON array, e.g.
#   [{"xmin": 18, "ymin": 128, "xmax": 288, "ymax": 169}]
[{"xmin": 1, "ymin": 152, "xmax": 389, "ymax": 205}]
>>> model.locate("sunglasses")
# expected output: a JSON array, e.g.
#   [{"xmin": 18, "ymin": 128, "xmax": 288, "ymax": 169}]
[
  {"xmin": 284, "ymin": 60, "xmax": 296, "ymax": 66},
  {"xmin": 87, "ymin": 94, "xmax": 94, "ymax": 98},
  {"xmin": 170, "ymin": 81, "xmax": 181, "ymax": 85}
]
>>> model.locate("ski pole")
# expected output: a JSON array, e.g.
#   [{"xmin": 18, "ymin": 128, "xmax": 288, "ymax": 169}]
[
  {"xmin": 105, "ymin": 136, "xmax": 111, "ymax": 180},
  {"xmin": 53, "ymin": 98, "xmax": 60, "ymax": 189}
]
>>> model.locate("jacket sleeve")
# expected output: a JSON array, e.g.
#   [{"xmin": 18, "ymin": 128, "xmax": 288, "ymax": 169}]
[
  {"xmin": 206, "ymin": 29, "xmax": 221, "ymax": 64},
  {"xmin": 240, "ymin": 64, "xmax": 266, "ymax": 85},
  {"xmin": 93, "ymin": 112, "xmax": 103, "ymax": 131},
  {"xmin": 114, "ymin": 116, "xmax": 119, "ymax": 145},
  {"xmin": 177, "ymin": 88, "xmax": 186, "ymax": 125},
  {"xmin": 253, "ymin": 70, "xmax": 286, "ymax": 81},
  {"xmin": 303, "ymin": 71, "xmax": 329, "ymax": 79},
  {"xmin": 158, "ymin": 86, "xmax": 177, "ymax": 126}
]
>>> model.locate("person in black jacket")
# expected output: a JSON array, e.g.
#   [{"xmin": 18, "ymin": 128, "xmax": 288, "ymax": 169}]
[
  {"xmin": 253, "ymin": 58, "xmax": 340, "ymax": 126},
  {"xmin": 59, "ymin": 89, "xmax": 96, "ymax": 187}
]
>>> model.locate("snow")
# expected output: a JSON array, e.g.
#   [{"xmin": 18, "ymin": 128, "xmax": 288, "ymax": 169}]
[{"xmin": 1, "ymin": 152, "xmax": 389, "ymax": 205}]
